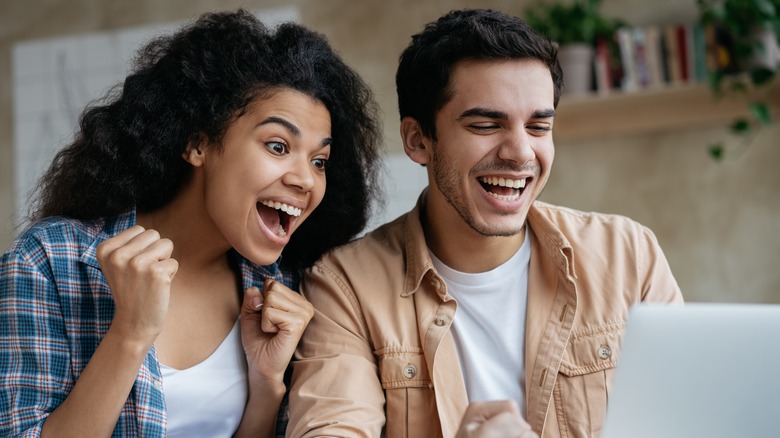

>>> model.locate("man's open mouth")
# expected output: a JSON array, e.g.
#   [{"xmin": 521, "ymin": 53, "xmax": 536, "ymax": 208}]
[
  {"xmin": 257, "ymin": 200, "xmax": 302, "ymax": 237},
  {"xmin": 478, "ymin": 176, "xmax": 527, "ymax": 201}
]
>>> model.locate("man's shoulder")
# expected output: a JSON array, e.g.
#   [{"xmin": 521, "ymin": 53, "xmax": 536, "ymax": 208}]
[
  {"xmin": 532, "ymin": 201, "xmax": 648, "ymax": 234},
  {"xmin": 314, "ymin": 213, "xmax": 410, "ymax": 276},
  {"xmin": 303, "ymin": 213, "xmax": 413, "ymax": 304}
]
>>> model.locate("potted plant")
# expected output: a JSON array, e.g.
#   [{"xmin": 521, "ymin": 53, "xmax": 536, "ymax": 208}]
[
  {"xmin": 697, "ymin": 0, "xmax": 780, "ymax": 159},
  {"xmin": 525, "ymin": 0, "xmax": 621, "ymax": 96}
]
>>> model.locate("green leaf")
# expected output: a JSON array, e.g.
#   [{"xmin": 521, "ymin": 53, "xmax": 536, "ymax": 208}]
[
  {"xmin": 708, "ymin": 71, "xmax": 724, "ymax": 95},
  {"xmin": 749, "ymin": 102, "xmax": 772, "ymax": 124},
  {"xmin": 750, "ymin": 67, "xmax": 775, "ymax": 85},
  {"xmin": 730, "ymin": 80, "xmax": 749, "ymax": 94},
  {"xmin": 754, "ymin": 0, "xmax": 776, "ymax": 18},
  {"xmin": 730, "ymin": 118, "xmax": 751, "ymax": 133},
  {"xmin": 709, "ymin": 143, "xmax": 725, "ymax": 160}
]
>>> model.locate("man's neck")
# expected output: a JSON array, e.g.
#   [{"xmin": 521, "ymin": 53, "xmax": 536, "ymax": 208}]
[{"xmin": 420, "ymin": 196, "xmax": 526, "ymax": 274}]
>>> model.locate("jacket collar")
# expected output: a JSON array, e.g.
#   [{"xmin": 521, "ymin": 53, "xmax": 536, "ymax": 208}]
[
  {"xmin": 402, "ymin": 190, "xmax": 439, "ymax": 297},
  {"xmin": 527, "ymin": 202, "xmax": 577, "ymax": 280},
  {"xmin": 400, "ymin": 195, "xmax": 578, "ymax": 298}
]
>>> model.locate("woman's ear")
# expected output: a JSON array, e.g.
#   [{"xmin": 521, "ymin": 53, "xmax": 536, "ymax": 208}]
[
  {"xmin": 182, "ymin": 136, "xmax": 206, "ymax": 167},
  {"xmin": 400, "ymin": 117, "xmax": 433, "ymax": 166}
]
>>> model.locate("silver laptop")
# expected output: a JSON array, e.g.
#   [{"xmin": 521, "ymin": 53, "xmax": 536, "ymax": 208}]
[{"xmin": 601, "ymin": 303, "xmax": 780, "ymax": 438}]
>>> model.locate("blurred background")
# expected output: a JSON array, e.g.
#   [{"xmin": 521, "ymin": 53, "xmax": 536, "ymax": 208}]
[{"xmin": 1, "ymin": 0, "xmax": 778, "ymax": 303}]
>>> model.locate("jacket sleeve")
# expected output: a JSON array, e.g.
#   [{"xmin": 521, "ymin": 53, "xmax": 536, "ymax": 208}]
[
  {"xmin": 286, "ymin": 260, "xmax": 386, "ymax": 438},
  {"xmin": 0, "ymin": 249, "xmax": 71, "ymax": 437},
  {"xmin": 637, "ymin": 224, "xmax": 684, "ymax": 305}
]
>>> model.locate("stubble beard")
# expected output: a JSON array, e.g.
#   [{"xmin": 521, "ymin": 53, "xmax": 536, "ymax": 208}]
[{"xmin": 431, "ymin": 142, "xmax": 527, "ymax": 238}]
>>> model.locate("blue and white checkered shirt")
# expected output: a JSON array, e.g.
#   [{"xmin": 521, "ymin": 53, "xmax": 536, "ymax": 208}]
[{"xmin": 0, "ymin": 210, "xmax": 297, "ymax": 437}]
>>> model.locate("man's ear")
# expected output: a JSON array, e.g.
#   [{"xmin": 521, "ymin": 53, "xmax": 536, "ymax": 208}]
[
  {"xmin": 182, "ymin": 136, "xmax": 206, "ymax": 167},
  {"xmin": 400, "ymin": 117, "xmax": 433, "ymax": 166}
]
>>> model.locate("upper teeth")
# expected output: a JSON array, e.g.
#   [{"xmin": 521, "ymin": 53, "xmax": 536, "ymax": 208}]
[
  {"xmin": 260, "ymin": 200, "xmax": 302, "ymax": 217},
  {"xmin": 479, "ymin": 176, "xmax": 526, "ymax": 189}
]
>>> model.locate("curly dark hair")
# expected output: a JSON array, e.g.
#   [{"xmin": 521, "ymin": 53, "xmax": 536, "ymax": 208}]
[
  {"xmin": 30, "ymin": 9, "xmax": 382, "ymax": 270},
  {"xmin": 395, "ymin": 8, "xmax": 563, "ymax": 141}
]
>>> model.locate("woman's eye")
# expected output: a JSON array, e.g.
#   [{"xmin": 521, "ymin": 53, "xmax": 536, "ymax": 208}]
[
  {"xmin": 266, "ymin": 141, "xmax": 288, "ymax": 155},
  {"xmin": 312, "ymin": 158, "xmax": 328, "ymax": 170}
]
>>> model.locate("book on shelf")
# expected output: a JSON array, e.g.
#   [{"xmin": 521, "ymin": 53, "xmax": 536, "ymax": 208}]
[
  {"xmin": 587, "ymin": 21, "xmax": 733, "ymax": 96},
  {"xmin": 579, "ymin": 19, "xmax": 751, "ymax": 97},
  {"xmin": 616, "ymin": 27, "xmax": 639, "ymax": 92},
  {"xmin": 663, "ymin": 24, "xmax": 683, "ymax": 85},
  {"xmin": 643, "ymin": 26, "xmax": 664, "ymax": 89}
]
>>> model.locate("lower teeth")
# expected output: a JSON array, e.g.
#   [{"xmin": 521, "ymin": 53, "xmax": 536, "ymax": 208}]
[
  {"xmin": 488, "ymin": 191, "xmax": 520, "ymax": 201},
  {"xmin": 277, "ymin": 225, "xmax": 287, "ymax": 237}
]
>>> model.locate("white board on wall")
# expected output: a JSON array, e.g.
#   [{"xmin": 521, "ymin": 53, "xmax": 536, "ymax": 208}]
[
  {"xmin": 11, "ymin": 7, "xmax": 300, "ymax": 227},
  {"xmin": 369, "ymin": 153, "xmax": 428, "ymax": 234}
]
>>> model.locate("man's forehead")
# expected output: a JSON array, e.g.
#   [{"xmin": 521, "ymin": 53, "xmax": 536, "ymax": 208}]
[{"xmin": 445, "ymin": 59, "xmax": 555, "ymax": 113}]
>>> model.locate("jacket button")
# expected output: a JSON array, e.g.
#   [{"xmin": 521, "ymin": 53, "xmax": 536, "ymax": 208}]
[
  {"xmin": 597, "ymin": 345, "xmax": 612, "ymax": 360},
  {"xmin": 435, "ymin": 315, "xmax": 447, "ymax": 326},
  {"xmin": 403, "ymin": 364, "xmax": 417, "ymax": 379}
]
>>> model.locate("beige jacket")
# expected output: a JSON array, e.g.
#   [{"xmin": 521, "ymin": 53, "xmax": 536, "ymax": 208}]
[{"xmin": 288, "ymin": 198, "xmax": 683, "ymax": 438}]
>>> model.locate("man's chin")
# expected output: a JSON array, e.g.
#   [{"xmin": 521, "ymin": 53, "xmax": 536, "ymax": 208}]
[{"xmin": 469, "ymin": 222, "xmax": 526, "ymax": 238}]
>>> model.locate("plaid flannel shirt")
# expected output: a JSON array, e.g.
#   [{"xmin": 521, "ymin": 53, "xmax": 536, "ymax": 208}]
[{"xmin": 0, "ymin": 210, "xmax": 297, "ymax": 437}]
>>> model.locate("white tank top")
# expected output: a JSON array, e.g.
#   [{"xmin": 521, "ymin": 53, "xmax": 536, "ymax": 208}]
[
  {"xmin": 160, "ymin": 320, "xmax": 247, "ymax": 437},
  {"xmin": 430, "ymin": 228, "xmax": 531, "ymax": 415}
]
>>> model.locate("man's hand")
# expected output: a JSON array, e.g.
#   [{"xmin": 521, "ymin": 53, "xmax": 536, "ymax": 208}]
[{"xmin": 456, "ymin": 400, "xmax": 538, "ymax": 438}]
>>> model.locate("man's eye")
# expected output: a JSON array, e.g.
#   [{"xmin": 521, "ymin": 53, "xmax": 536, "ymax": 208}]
[
  {"xmin": 528, "ymin": 124, "xmax": 552, "ymax": 134},
  {"xmin": 470, "ymin": 124, "xmax": 499, "ymax": 131},
  {"xmin": 266, "ymin": 141, "xmax": 288, "ymax": 155},
  {"xmin": 312, "ymin": 158, "xmax": 327, "ymax": 170}
]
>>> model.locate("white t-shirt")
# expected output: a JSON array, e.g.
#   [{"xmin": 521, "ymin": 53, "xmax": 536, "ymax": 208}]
[
  {"xmin": 160, "ymin": 320, "xmax": 248, "ymax": 437},
  {"xmin": 429, "ymin": 228, "xmax": 531, "ymax": 415}
]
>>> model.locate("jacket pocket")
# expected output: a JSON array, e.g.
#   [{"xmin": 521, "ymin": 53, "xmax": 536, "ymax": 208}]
[
  {"xmin": 377, "ymin": 349, "xmax": 439, "ymax": 438},
  {"xmin": 555, "ymin": 322, "xmax": 625, "ymax": 438}
]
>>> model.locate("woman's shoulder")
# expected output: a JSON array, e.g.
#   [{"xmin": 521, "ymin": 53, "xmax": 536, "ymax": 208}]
[
  {"xmin": 8, "ymin": 216, "xmax": 106, "ymax": 255},
  {"xmin": 5, "ymin": 210, "xmax": 137, "ymax": 262}
]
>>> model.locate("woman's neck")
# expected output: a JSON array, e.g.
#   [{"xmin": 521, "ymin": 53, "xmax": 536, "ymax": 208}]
[{"xmin": 136, "ymin": 191, "xmax": 230, "ymax": 273}]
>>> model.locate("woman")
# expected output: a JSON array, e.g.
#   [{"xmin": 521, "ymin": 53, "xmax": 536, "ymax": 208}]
[{"xmin": 0, "ymin": 9, "xmax": 381, "ymax": 437}]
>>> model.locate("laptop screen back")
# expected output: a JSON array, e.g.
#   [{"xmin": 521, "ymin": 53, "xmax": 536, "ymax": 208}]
[{"xmin": 601, "ymin": 303, "xmax": 780, "ymax": 438}]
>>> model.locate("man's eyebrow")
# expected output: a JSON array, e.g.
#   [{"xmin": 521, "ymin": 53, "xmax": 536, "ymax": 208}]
[
  {"xmin": 533, "ymin": 108, "xmax": 556, "ymax": 119},
  {"xmin": 258, "ymin": 116, "xmax": 300, "ymax": 136},
  {"xmin": 457, "ymin": 107, "xmax": 508, "ymax": 121},
  {"xmin": 457, "ymin": 107, "xmax": 557, "ymax": 121}
]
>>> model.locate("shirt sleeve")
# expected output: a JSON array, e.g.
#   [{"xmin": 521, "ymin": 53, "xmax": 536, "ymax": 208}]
[
  {"xmin": 637, "ymin": 224, "xmax": 684, "ymax": 305},
  {"xmin": 0, "ymin": 248, "xmax": 71, "ymax": 437},
  {"xmin": 286, "ymin": 261, "xmax": 386, "ymax": 438}
]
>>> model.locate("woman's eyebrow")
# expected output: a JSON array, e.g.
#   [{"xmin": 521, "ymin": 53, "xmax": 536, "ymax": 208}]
[
  {"xmin": 259, "ymin": 116, "xmax": 300, "ymax": 136},
  {"xmin": 259, "ymin": 116, "xmax": 332, "ymax": 147}
]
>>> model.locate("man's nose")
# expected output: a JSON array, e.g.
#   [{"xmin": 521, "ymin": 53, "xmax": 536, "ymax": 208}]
[{"xmin": 497, "ymin": 129, "xmax": 535, "ymax": 164}]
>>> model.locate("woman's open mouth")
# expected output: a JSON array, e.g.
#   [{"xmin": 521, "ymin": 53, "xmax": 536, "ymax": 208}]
[
  {"xmin": 478, "ymin": 176, "xmax": 528, "ymax": 201},
  {"xmin": 257, "ymin": 200, "xmax": 302, "ymax": 237}
]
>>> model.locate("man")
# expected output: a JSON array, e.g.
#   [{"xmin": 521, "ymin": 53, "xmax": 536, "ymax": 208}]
[{"xmin": 287, "ymin": 8, "xmax": 683, "ymax": 438}]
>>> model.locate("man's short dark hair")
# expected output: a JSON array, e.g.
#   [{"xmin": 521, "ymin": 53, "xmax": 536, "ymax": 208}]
[{"xmin": 396, "ymin": 8, "xmax": 562, "ymax": 140}]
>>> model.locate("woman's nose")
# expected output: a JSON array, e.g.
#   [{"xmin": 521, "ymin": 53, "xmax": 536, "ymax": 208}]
[{"xmin": 282, "ymin": 156, "xmax": 316, "ymax": 191}]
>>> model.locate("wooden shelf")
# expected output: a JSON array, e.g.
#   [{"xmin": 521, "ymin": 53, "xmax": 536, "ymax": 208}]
[{"xmin": 553, "ymin": 83, "xmax": 780, "ymax": 142}]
